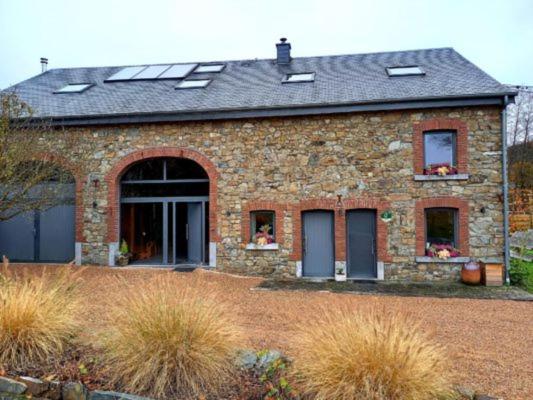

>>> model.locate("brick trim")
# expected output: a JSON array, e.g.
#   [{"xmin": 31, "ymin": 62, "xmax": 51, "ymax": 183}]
[
  {"xmin": 289, "ymin": 197, "xmax": 392, "ymax": 262},
  {"xmin": 415, "ymin": 197, "xmax": 469, "ymax": 256},
  {"xmin": 32, "ymin": 152, "xmax": 86, "ymax": 242},
  {"xmin": 413, "ymin": 118, "xmax": 468, "ymax": 174},
  {"xmin": 104, "ymin": 147, "xmax": 219, "ymax": 243},
  {"xmin": 241, "ymin": 201, "xmax": 287, "ymax": 245}
]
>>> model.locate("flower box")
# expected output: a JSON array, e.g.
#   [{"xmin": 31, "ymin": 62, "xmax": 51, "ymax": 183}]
[
  {"xmin": 423, "ymin": 163, "xmax": 458, "ymax": 176},
  {"xmin": 426, "ymin": 244, "xmax": 460, "ymax": 260}
]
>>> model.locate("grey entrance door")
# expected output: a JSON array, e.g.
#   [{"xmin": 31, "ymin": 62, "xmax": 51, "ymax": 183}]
[
  {"xmin": 187, "ymin": 202, "xmax": 203, "ymax": 263},
  {"xmin": 346, "ymin": 210, "xmax": 377, "ymax": 278},
  {"xmin": 0, "ymin": 205, "xmax": 75, "ymax": 263},
  {"xmin": 302, "ymin": 211, "xmax": 335, "ymax": 277}
]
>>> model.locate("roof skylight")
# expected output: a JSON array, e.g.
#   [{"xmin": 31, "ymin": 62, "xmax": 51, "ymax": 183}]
[
  {"xmin": 175, "ymin": 79, "xmax": 211, "ymax": 89},
  {"xmin": 194, "ymin": 64, "xmax": 225, "ymax": 73},
  {"xmin": 54, "ymin": 83, "xmax": 92, "ymax": 93},
  {"xmin": 386, "ymin": 66, "xmax": 425, "ymax": 77},
  {"xmin": 282, "ymin": 72, "xmax": 315, "ymax": 83}
]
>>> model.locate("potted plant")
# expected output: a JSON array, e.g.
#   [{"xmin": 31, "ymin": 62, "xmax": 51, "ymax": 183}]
[
  {"xmin": 254, "ymin": 224, "xmax": 275, "ymax": 246},
  {"xmin": 461, "ymin": 260, "xmax": 481, "ymax": 285},
  {"xmin": 116, "ymin": 239, "xmax": 132, "ymax": 266},
  {"xmin": 335, "ymin": 264, "xmax": 347, "ymax": 282},
  {"xmin": 423, "ymin": 163, "xmax": 458, "ymax": 176},
  {"xmin": 426, "ymin": 243, "xmax": 460, "ymax": 260}
]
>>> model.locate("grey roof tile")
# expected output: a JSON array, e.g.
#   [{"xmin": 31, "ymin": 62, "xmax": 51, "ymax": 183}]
[{"xmin": 3, "ymin": 47, "xmax": 512, "ymax": 120}]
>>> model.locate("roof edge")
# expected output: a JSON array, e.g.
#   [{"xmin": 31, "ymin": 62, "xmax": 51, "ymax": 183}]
[{"xmin": 32, "ymin": 94, "xmax": 513, "ymax": 127}]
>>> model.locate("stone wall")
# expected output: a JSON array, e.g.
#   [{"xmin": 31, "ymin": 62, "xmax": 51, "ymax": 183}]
[{"xmin": 31, "ymin": 106, "xmax": 504, "ymax": 281}]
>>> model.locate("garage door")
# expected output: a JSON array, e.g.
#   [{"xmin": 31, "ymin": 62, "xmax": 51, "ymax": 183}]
[{"xmin": 0, "ymin": 185, "xmax": 75, "ymax": 263}]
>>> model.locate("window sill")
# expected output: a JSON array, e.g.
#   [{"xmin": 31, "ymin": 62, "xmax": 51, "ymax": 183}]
[
  {"xmin": 245, "ymin": 243, "xmax": 279, "ymax": 251},
  {"xmin": 414, "ymin": 174, "xmax": 469, "ymax": 181},
  {"xmin": 415, "ymin": 256, "xmax": 470, "ymax": 263}
]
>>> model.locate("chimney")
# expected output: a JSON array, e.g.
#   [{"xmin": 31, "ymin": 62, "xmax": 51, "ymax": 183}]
[
  {"xmin": 276, "ymin": 38, "xmax": 291, "ymax": 64},
  {"xmin": 40, "ymin": 57, "xmax": 48, "ymax": 73}
]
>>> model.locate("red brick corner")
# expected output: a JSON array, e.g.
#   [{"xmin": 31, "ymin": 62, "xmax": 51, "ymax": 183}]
[
  {"xmin": 104, "ymin": 147, "xmax": 219, "ymax": 243},
  {"xmin": 413, "ymin": 118, "xmax": 468, "ymax": 174},
  {"xmin": 415, "ymin": 197, "xmax": 470, "ymax": 256}
]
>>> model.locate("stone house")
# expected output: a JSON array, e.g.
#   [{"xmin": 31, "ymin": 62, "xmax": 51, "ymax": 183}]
[{"xmin": 0, "ymin": 40, "xmax": 516, "ymax": 281}]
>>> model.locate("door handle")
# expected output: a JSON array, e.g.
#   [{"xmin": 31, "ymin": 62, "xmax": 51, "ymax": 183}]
[
  {"xmin": 303, "ymin": 236, "xmax": 308, "ymax": 255},
  {"xmin": 186, "ymin": 224, "xmax": 189, "ymax": 240}
]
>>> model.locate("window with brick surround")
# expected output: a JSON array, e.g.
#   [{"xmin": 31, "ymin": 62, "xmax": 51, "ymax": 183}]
[
  {"xmin": 250, "ymin": 211, "xmax": 275, "ymax": 244},
  {"xmin": 424, "ymin": 131, "xmax": 457, "ymax": 173},
  {"xmin": 413, "ymin": 119, "xmax": 468, "ymax": 175}
]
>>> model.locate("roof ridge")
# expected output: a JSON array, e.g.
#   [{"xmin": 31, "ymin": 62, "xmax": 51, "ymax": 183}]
[{"xmin": 41, "ymin": 47, "xmax": 456, "ymax": 73}]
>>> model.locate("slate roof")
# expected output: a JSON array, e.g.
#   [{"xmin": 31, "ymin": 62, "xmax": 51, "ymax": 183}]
[{"xmin": 3, "ymin": 47, "xmax": 515, "ymax": 124}]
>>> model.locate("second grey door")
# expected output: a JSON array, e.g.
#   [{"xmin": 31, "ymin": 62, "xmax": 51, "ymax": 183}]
[
  {"xmin": 346, "ymin": 210, "xmax": 377, "ymax": 278},
  {"xmin": 187, "ymin": 203, "xmax": 203, "ymax": 263},
  {"xmin": 302, "ymin": 211, "xmax": 335, "ymax": 277}
]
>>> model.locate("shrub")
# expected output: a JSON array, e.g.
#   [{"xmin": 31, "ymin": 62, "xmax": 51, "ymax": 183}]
[
  {"xmin": 99, "ymin": 276, "xmax": 241, "ymax": 399},
  {"xmin": 0, "ymin": 268, "xmax": 80, "ymax": 370},
  {"xmin": 510, "ymin": 258, "xmax": 533, "ymax": 293},
  {"xmin": 292, "ymin": 309, "xmax": 452, "ymax": 400}
]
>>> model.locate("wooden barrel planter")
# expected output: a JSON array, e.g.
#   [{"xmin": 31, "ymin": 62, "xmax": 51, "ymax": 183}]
[{"xmin": 461, "ymin": 261, "xmax": 481, "ymax": 285}]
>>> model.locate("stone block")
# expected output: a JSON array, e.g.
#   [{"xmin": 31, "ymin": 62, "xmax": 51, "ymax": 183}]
[
  {"xmin": 62, "ymin": 382, "xmax": 89, "ymax": 400},
  {"xmin": 0, "ymin": 377, "xmax": 26, "ymax": 395}
]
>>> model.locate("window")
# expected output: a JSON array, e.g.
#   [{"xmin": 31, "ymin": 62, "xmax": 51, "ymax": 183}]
[
  {"xmin": 175, "ymin": 79, "xmax": 211, "ymax": 89},
  {"xmin": 194, "ymin": 64, "xmax": 225, "ymax": 73},
  {"xmin": 250, "ymin": 211, "xmax": 275, "ymax": 243},
  {"xmin": 386, "ymin": 66, "xmax": 425, "ymax": 77},
  {"xmin": 424, "ymin": 131, "xmax": 456, "ymax": 170},
  {"xmin": 282, "ymin": 72, "xmax": 315, "ymax": 83},
  {"xmin": 54, "ymin": 83, "xmax": 92, "ymax": 93},
  {"xmin": 425, "ymin": 208, "xmax": 457, "ymax": 247}
]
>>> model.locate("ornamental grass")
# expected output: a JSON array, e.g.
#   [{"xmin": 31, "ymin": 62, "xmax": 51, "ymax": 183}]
[
  {"xmin": 0, "ymin": 266, "xmax": 81, "ymax": 370},
  {"xmin": 99, "ymin": 274, "xmax": 241, "ymax": 399},
  {"xmin": 292, "ymin": 308, "xmax": 453, "ymax": 400}
]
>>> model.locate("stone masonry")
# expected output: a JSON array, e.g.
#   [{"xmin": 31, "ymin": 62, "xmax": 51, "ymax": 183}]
[{"xmin": 31, "ymin": 106, "xmax": 504, "ymax": 281}]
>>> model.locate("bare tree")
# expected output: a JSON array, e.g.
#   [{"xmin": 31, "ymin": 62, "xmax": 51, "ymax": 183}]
[
  {"xmin": 507, "ymin": 86, "xmax": 533, "ymax": 189},
  {"xmin": 0, "ymin": 93, "xmax": 73, "ymax": 221}
]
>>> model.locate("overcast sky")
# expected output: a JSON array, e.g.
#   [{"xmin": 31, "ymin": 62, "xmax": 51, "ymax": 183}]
[{"xmin": 1, "ymin": 0, "xmax": 532, "ymax": 89}]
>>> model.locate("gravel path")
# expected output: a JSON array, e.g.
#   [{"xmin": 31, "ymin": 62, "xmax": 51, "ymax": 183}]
[{"xmin": 10, "ymin": 265, "xmax": 533, "ymax": 399}]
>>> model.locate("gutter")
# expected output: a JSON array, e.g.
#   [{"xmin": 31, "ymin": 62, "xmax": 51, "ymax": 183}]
[{"xmin": 502, "ymin": 95, "xmax": 511, "ymax": 284}]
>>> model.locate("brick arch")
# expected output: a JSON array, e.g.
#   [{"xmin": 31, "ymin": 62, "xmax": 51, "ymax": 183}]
[
  {"xmin": 415, "ymin": 197, "xmax": 469, "ymax": 256},
  {"xmin": 30, "ymin": 152, "xmax": 86, "ymax": 242},
  {"xmin": 413, "ymin": 118, "xmax": 468, "ymax": 174},
  {"xmin": 104, "ymin": 147, "xmax": 219, "ymax": 243}
]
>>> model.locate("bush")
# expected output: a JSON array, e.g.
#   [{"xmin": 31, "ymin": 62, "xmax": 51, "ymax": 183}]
[
  {"xmin": 510, "ymin": 258, "xmax": 533, "ymax": 293},
  {"xmin": 292, "ymin": 309, "xmax": 452, "ymax": 400},
  {"xmin": 0, "ymin": 268, "xmax": 80, "ymax": 370},
  {"xmin": 100, "ymin": 276, "xmax": 241, "ymax": 399}
]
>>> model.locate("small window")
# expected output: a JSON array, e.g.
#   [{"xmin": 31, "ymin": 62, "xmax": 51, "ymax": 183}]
[
  {"xmin": 426, "ymin": 208, "xmax": 457, "ymax": 248},
  {"xmin": 194, "ymin": 64, "xmax": 225, "ymax": 73},
  {"xmin": 386, "ymin": 66, "xmax": 424, "ymax": 77},
  {"xmin": 175, "ymin": 79, "xmax": 211, "ymax": 89},
  {"xmin": 54, "ymin": 83, "xmax": 92, "ymax": 93},
  {"xmin": 282, "ymin": 72, "xmax": 315, "ymax": 83},
  {"xmin": 424, "ymin": 131, "xmax": 456, "ymax": 172},
  {"xmin": 250, "ymin": 211, "xmax": 275, "ymax": 244}
]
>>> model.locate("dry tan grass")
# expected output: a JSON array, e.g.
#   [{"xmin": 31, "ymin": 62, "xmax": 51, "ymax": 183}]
[
  {"xmin": 0, "ymin": 267, "xmax": 81, "ymax": 370},
  {"xmin": 97, "ymin": 273, "xmax": 242, "ymax": 399},
  {"xmin": 292, "ymin": 307, "xmax": 453, "ymax": 400}
]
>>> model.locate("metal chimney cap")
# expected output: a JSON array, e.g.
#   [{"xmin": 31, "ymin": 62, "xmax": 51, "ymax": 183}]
[
  {"xmin": 279, "ymin": 38, "xmax": 287, "ymax": 43},
  {"xmin": 40, "ymin": 57, "xmax": 48, "ymax": 63}
]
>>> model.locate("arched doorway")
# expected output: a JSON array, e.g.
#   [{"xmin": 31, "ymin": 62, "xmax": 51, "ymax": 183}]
[{"xmin": 119, "ymin": 157, "xmax": 209, "ymax": 266}]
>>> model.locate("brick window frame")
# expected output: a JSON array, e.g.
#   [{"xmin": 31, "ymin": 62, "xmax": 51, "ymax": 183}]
[
  {"xmin": 241, "ymin": 201, "xmax": 286, "ymax": 245},
  {"xmin": 415, "ymin": 197, "xmax": 469, "ymax": 256},
  {"xmin": 413, "ymin": 118, "xmax": 468, "ymax": 174},
  {"xmin": 104, "ymin": 147, "xmax": 219, "ymax": 243},
  {"xmin": 290, "ymin": 197, "xmax": 392, "ymax": 262}
]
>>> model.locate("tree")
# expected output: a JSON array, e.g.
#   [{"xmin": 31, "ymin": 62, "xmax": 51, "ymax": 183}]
[
  {"xmin": 0, "ymin": 92, "xmax": 73, "ymax": 221},
  {"xmin": 507, "ymin": 86, "xmax": 533, "ymax": 189}
]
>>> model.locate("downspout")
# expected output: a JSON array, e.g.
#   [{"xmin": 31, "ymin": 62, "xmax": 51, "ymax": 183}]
[{"xmin": 502, "ymin": 95, "xmax": 511, "ymax": 284}]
